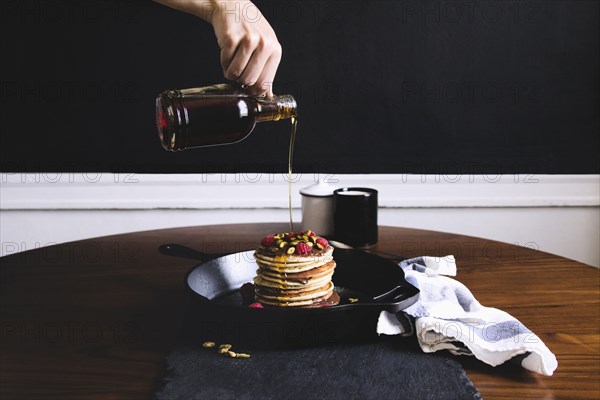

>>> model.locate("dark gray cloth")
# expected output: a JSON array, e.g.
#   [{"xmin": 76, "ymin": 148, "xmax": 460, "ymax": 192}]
[{"xmin": 154, "ymin": 336, "xmax": 481, "ymax": 400}]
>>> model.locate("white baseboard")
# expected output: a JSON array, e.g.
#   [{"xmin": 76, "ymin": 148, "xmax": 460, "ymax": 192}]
[
  {"xmin": 1, "ymin": 174, "xmax": 599, "ymax": 267},
  {"xmin": 1, "ymin": 173, "xmax": 598, "ymax": 209}
]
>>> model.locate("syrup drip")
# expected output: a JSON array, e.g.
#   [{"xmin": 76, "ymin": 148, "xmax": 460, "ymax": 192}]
[{"xmin": 287, "ymin": 116, "xmax": 297, "ymax": 232}]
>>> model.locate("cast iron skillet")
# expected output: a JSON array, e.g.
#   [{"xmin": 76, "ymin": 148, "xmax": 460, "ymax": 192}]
[{"xmin": 160, "ymin": 244, "xmax": 419, "ymax": 349}]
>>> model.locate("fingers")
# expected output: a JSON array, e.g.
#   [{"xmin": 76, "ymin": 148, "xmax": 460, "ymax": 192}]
[
  {"xmin": 250, "ymin": 50, "xmax": 282, "ymax": 96},
  {"xmin": 223, "ymin": 34, "xmax": 259, "ymax": 81},
  {"xmin": 237, "ymin": 40, "xmax": 271, "ymax": 87},
  {"xmin": 211, "ymin": 1, "xmax": 282, "ymax": 96},
  {"xmin": 221, "ymin": 37, "xmax": 281, "ymax": 96},
  {"xmin": 219, "ymin": 36, "xmax": 237, "ymax": 73}
]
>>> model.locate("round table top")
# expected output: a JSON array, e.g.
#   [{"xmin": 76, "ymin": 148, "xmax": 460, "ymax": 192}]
[{"xmin": 1, "ymin": 223, "xmax": 598, "ymax": 399}]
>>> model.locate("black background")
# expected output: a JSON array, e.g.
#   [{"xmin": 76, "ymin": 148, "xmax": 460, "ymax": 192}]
[{"xmin": 1, "ymin": 0, "xmax": 598, "ymax": 173}]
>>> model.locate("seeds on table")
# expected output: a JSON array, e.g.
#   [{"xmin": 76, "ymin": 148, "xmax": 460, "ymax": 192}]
[
  {"xmin": 202, "ymin": 341, "xmax": 251, "ymax": 359},
  {"xmin": 218, "ymin": 344, "xmax": 232, "ymax": 354}
]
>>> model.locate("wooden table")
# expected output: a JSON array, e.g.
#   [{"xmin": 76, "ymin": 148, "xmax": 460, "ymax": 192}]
[{"xmin": 1, "ymin": 223, "xmax": 598, "ymax": 399}]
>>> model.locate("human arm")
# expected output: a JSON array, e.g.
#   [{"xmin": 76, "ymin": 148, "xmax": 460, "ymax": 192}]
[{"xmin": 153, "ymin": 0, "xmax": 282, "ymax": 96}]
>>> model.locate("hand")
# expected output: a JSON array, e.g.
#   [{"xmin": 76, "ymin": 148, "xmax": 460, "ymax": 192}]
[
  {"xmin": 211, "ymin": 1, "xmax": 282, "ymax": 96},
  {"xmin": 154, "ymin": 0, "xmax": 282, "ymax": 96}
]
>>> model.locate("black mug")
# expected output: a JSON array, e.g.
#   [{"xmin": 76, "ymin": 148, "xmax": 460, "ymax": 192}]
[{"xmin": 333, "ymin": 187, "xmax": 378, "ymax": 247}]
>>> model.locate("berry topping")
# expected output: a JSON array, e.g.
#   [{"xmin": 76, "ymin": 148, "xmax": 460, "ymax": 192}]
[
  {"xmin": 295, "ymin": 242, "xmax": 312, "ymax": 255},
  {"xmin": 240, "ymin": 282, "xmax": 255, "ymax": 305},
  {"xmin": 248, "ymin": 302, "xmax": 264, "ymax": 309},
  {"xmin": 258, "ymin": 230, "xmax": 330, "ymax": 256},
  {"xmin": 261, "ymin": 234, "xmax": 275, "ymax": 247},
  {"xmin": 316, "ymin": 237, "xmax": 329, "ymax": 247}
]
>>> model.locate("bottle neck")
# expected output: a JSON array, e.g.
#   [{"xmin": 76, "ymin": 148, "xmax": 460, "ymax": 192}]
[{"xmin": 255, "ymin": 95, "xmax": 297, "ymax": 123}]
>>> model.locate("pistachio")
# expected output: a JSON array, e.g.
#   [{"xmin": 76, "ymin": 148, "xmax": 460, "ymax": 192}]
[
  {"xmin": 309, "ymin": 236, "xmax": 317, "ymax": 243},
  {"xmin": 275, "ymin": 239, "xmax": 282, "ymax": 246},
  {"xmin": 349, "ymin": 298, "xmax": 359, "ymax": 303},
  {"xmin": 279, "ymin": 241, "xmax": 288, "ymax": 248},
  {"xmin": 227, "ymin": 351, "xmax": 237, "ymax": 358},
  {"xmin": 236, "ymin": 353, "xmax": 251, "ymax": 358},
  {"xmin": 286, "ymin": 247, "xmax": 296, "ymax": 254},
  {"xmin": 274, "ymin": 234, "xmax": 283, "ymax": 239},
  {"xmin": 202, "ymin": 341, "xmax": 216, "ymax": 348},
  {"xmin": 306, "ymin": 242, "xmax": 314, "ymax": 247},
  {"xmin": 290, "ymin": 240, "xmax": 299, "ymax": 246},
  {"xmin": 316, "ymin": 243, "xmax": 324, "ymax": 250},
  {"xmin": 218, "ymin": 344, "xmax": 232, "ymax": 353}
]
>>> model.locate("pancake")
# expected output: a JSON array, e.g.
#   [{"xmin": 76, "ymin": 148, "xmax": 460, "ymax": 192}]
[
  {"xmin": 254, "ymin": 257, "xmax": 332, "ymax": 273},
  {"xmin": 258, "ymin": 291, "xmax": 340, "ymax": 308},
  {"xmin": 257, "ymin": 260, "xmax": 337, "ymax": 286},
  {"xmin": 254, "ymin": 246, "xmax": 333, "ymax": 264},
  {"xmin": 256, "ymin": 281, "xmax": 334, "ymax": 302},
  {"xmin": 254, "ymin": 253, "xmax": 334, "ymax": 273},
  {"xmin": 298, "ymin": 291, "xmax": 341, "ymax": 308},
  {"xmin": 251, "ymin": 230, "xmax": 340, "ymax": 308},
  {"xmin": 254, "ymin": 272, "xmax": 334, "ymax": 291}
]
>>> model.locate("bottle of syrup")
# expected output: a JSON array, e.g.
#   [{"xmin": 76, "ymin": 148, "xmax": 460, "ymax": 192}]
[{"xmin": 156, "ymin": 83, "xmax": 297, "ymax": 150}]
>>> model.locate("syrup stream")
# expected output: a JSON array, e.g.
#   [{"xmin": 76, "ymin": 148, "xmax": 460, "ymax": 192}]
[{"xmin": 287, "ymin": 116, "xmax": 297, "ymax": 232}]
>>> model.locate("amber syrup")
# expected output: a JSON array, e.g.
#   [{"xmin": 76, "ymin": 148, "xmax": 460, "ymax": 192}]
[{"xmin": 287, "ymin": 116, "xmax": 298, "ymax": 232}]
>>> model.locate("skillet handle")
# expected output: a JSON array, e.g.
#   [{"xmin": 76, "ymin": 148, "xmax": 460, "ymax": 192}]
[
  {"xmin": 158, "ymin": 243, "xmax": 223, "ymax": 263},
  {"xmin": 379, "ymin": 286, "xmax": 420, "ymax": 313},
  {"xmin": 373, "ymin": 285, "xmax": 405, "ymax": 302}
]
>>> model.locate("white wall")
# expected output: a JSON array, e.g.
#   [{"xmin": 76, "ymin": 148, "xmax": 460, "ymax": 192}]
[{"xmin": 1, "ymin": 173, "xmax": 598, "ymax": 267}]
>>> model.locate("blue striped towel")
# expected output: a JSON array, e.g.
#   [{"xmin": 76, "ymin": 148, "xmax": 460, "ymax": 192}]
[{"xmin": 377, "ymin": 256, "xmax": 558, "ymax": 376}]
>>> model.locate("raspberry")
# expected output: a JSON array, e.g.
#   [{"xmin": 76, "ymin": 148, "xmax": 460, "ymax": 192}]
[
  {"xmin": 316, "ymin": 237, "xmax": 329, "ymax": 247},
  {"xmin": 295, "ymin": 242, "xmax": 312, "ymax": 255},
  {"xmin": 261, "ymin": 234, "xmax": 275, "ymax": 247},
  {"xmin": 240, "ymin": 282, "xmax": 255, "ymax": 305},
  {"xmin": 308, "ymin": 231, "xmax": 315, "ymax": 236},
  {"xmin": 248, "ymin": 302, "xmax": 264, "ymax": 309}
]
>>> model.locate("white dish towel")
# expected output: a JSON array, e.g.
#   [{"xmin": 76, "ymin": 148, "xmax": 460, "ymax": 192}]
[{"xmin": 377, "ymin": 255, "xmax": 558, "ymax": 376}]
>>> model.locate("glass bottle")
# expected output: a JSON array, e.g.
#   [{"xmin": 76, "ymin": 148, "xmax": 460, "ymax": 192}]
[{"xmin": 155, "ymin": 84, "xmax": 297, "ymax": 151}]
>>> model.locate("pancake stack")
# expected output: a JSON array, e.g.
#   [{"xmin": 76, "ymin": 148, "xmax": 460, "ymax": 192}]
[{"xmin": 253, "ymin": 230, "xmax": 340, "ymax": 308}]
